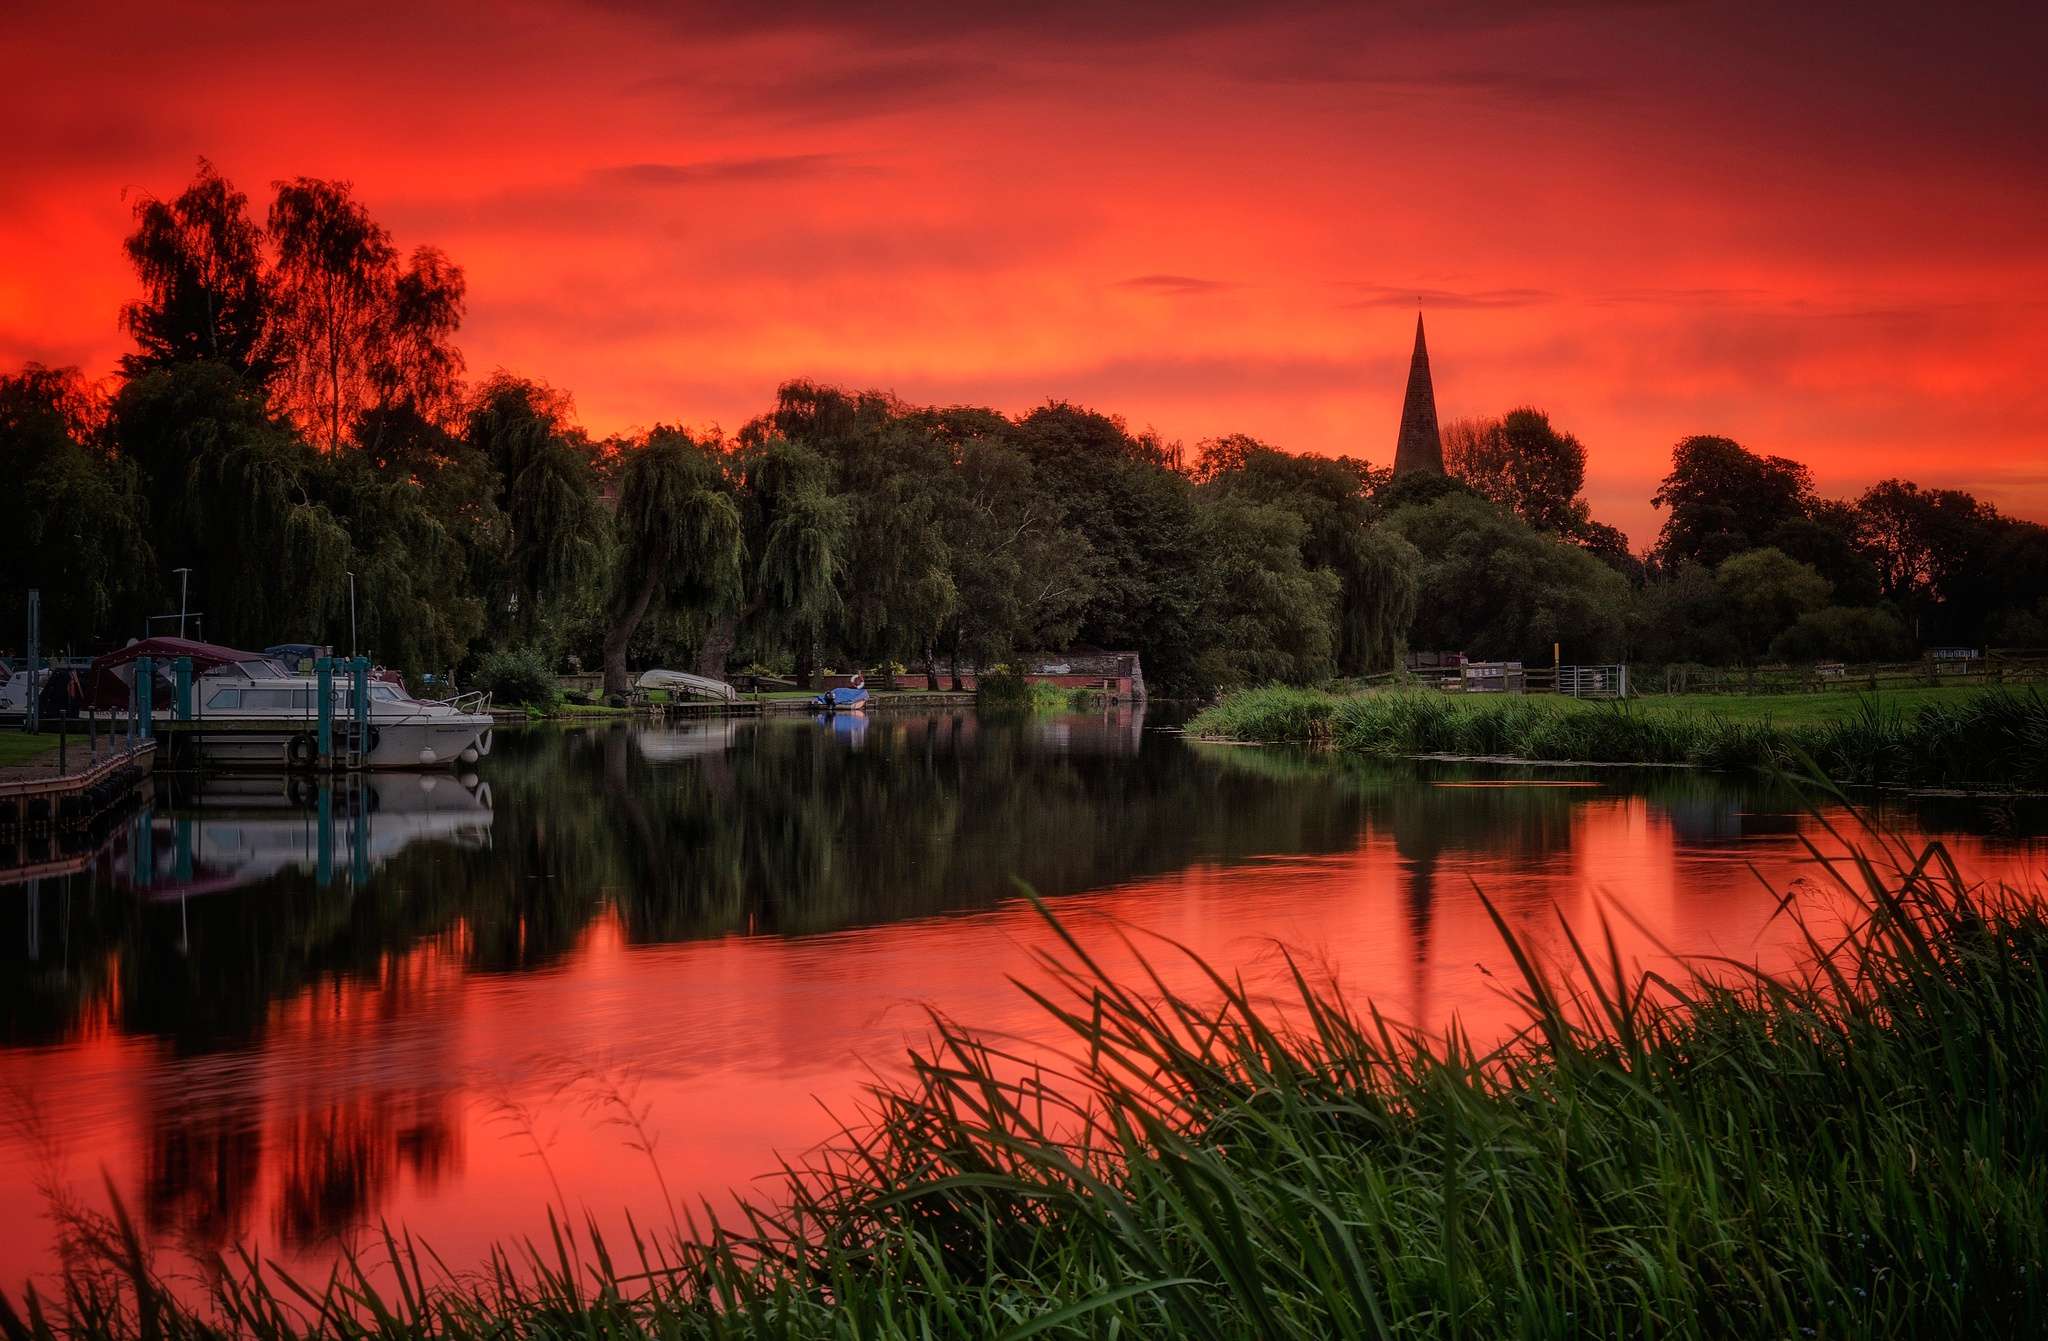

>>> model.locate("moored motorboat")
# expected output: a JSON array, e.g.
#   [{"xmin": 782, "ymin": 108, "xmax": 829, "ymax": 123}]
[
  {"xmin": 813, "ymin": 685, "xmax": 869, "ymax": 711},
  {"xmin": 85, "ymin": 637, "xmax": 494, "ymax": 770}
]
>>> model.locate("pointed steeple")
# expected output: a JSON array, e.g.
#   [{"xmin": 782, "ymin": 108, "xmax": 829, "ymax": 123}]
[{"xmin": 1392, "ymin": 312, "xmax": 1444, "ymax": 475}]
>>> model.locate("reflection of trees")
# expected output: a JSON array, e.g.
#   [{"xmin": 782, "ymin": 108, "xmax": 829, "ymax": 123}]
[{"xmin": 5, "ymin": 717, "xmax": 2035, "ymax": 1254}]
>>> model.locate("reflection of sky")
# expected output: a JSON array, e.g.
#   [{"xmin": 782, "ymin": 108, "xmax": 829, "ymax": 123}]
[{"xmin": 2, "ymin": 734, "xmax": 2044, "ymax": 1291}]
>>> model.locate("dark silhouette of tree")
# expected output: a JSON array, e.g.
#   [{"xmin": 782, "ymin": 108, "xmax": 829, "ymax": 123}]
[
  {"xmin": 697, "ymin": 437, "xmax": 845, "ymax": 682},
  {"xmin": 120, "ymin": 159, "xmax": 271, "ymax": 380},
  {"xmin": 110, "ymin": 361, "xmax": 350, "ymax": 649},
  {"xmin": 268, "ymin": 179, "xmax": 465, "ymax": 449},
  {"xmin": 602, "ymin": 428, "xmax": 744, "ymax": 694},
  {"xmin": 465, "ymin": 375, "xmax": 608, "ymax": 644},
  {"xmin": 1652, "ymin": 435, "xmax": 1812, "ymax": 567},
  {"xmin": 1444, "ymin": 408, "xmax": 1587, "ymax": 534},
  {"xmin": 1196, "ymin": 435, "xmax": 1414, "ymax": 673},
  {"xmin": 0, "ymin": 366, "xmax": 152, "ymax": 645}
]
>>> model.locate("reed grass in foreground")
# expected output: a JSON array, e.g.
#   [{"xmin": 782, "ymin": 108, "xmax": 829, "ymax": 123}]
[
  {"xmin": 1189, "ymin": 684, "xmax": 2048, "ymax": 789},
  {"xmin": 6, "ymin": 806, "xmax": 2046, "ymax": 1338}
]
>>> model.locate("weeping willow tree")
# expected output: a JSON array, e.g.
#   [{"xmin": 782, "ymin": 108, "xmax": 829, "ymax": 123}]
[
  {"xmin": 111, "ymin": 360, "xmax": 351, "ymax": 648},
  {"xmin": 0, "ymin": 366, "xmax": 153, "ymax": 648},
  {"xmin": 1339, "ymin": 525, "xmax": 1422, "ymax": 673},
  {"xmin": 602, "ymin": 428, "xmax": 745, "ymax": 694},
  {"xmin": 698, "ymin": 437, "xmax": 846, "ymax": 682},
  {"xmin": 465, "ymin": 374, "xmax": 608, "ymax": 649}
]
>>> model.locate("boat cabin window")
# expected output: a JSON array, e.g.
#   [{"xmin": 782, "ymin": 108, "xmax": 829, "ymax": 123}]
[
  {"xmin": 371, "ymin": 684, "xmax": 405, "ymax": 702},
  {"xmin": 206, "ymin": 688, "xmax": 240, "ymax": 709},
  {"xmin": 221, "ymin": 687, "xmax": 315, "ymax": 711}
]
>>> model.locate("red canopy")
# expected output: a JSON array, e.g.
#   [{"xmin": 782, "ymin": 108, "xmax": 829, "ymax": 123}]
[{"xmin": 87, "ymin": 637, "xmax": 266, "ymax": 710}]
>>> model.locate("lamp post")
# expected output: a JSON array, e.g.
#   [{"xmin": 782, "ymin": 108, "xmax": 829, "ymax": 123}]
[
  {"xmin": 174, "ymin": 568, "xmax": 191, "ymax": 639},
  {"xmin": 348, "ymin": 571, "xmax": 357, "ymax": 659}
]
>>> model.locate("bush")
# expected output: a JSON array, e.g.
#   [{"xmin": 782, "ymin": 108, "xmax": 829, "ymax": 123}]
[
  {"xmin": 472, "ymin": 648, "xmax": 559, "ymax": 708},
  {"xmin": 1769, "ymin": 605, "xmax": 1910, "ymax": 663}
]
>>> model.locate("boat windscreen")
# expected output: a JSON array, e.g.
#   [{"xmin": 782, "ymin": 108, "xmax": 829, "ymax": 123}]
[{"xmin": 237, "ymin": 660, "xmax": 285, "ymax": 679}]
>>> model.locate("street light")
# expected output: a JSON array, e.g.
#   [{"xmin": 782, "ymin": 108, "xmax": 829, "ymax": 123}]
[
  {"xmin": 348, "ymin": 571, "xmax": 357, "ymax": 659},
  {"xmin": 174, "ymin": 568, "xmax": 191, "ymax": 639}
]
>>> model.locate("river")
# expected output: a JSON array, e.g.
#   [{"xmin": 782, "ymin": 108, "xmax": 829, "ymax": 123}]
[{"xmin": 3, "ymin": 706, "xmax": 2044, "ymax": 1288}]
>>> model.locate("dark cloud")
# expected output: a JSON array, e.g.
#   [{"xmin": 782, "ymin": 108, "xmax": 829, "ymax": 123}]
[
  {"xmin": 1113, "ymin": 274, "xmax": 1236, "ymax": 295},
  {"xmin": 593, "ymin": 155, "xmax": 881, "ymax": 187},
  {"xmin": 1340, "ymin": 286, "xmax": 1552, "ymax": 310},
  {"xmin": 635, "ymin": 53, "xmax": 1003, "ymax": 124}
]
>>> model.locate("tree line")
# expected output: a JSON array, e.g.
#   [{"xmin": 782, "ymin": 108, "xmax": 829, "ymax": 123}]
[{"xmin": 2, "ymin": 162, "xmax": 2043, "ymax": 694}]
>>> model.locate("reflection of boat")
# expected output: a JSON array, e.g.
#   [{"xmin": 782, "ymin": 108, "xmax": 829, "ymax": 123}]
[
  {"xmin": 635, "ymin": 669, "xmax": 740, "ymax": 704},
  {"xmin": 120, "ymin": 773, "xmax": 493, "ymax": 899},
  {"xmin": 813, "ymin": 686, "xmax": 869, "ymax": 711},
  {"xmin": 632, "ymin": 720, "xmax": 741, "ymax": 761},
  {"xmin": 815, "ymin": 711, "xmax": 870, "ymax": 747}
]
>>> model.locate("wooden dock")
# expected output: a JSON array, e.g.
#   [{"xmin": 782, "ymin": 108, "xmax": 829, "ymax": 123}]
[{"xmin": 0, "ymin": 739, "xmax": 156, "ymax": 833}]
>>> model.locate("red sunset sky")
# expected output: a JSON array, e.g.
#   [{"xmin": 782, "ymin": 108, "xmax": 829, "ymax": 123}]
[{"xmin": 3, "ymin": 0, "xmax": 2044, "ymax": 546}]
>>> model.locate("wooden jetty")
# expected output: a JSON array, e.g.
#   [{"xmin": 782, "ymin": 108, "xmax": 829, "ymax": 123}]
[{"xmin": 0, "ymin": 739, "xmax": 156, "ymax": 835}]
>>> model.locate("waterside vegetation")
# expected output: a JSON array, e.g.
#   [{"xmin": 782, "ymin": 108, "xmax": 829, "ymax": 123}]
[
  {"xmin": 1190, "ymin": 685, "xmax": 2048, "ymax": 790},
  {"xmin": 7, "ymin": 814, "xmax": 2045, "ymax": 1338}
]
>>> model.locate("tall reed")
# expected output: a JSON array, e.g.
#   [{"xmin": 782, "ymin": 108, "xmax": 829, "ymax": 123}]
[
  {"xmin": 7, "ymin": 804, "xmax": 2045, "ymax": 1338},
  {"xmin": 1191, "ymin": 686, "xmax": 2048, "ymax": 789}
]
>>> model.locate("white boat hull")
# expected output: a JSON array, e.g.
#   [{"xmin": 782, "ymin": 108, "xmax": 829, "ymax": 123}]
[{"xmin": 193, "ymin": 718, "xmax": 494, "ymax": 769}]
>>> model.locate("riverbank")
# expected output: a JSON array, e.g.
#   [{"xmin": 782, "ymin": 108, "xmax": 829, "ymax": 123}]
[
  {"xmin": 9, "ymin": 827, "xmax": 2044, "ymax": 1337},
  {"xmin": 1188, "ymin": 685, "xmax": 2048, "ymax": 790}
]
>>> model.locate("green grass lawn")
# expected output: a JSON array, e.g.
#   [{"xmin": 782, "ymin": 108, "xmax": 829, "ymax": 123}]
[
  {"xmin": 0, "ymin": 733, "xmax": 61, "ymax": 768},
  {"xmin": 1631, "ymin": 684, "xmax": 2000, "ymax": 726}
]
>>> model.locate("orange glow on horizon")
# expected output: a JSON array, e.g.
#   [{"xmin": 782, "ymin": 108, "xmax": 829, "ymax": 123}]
[{"xmin": 2, "ymin": 2, "xmax": 2044, "ymax": 545}]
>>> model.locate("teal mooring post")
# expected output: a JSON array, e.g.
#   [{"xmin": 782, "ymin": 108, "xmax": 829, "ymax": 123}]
[
  {"xmin": 174, "ymin": 658, "xmax": 193, "ymax": 721},
  {"xmin": 316, "ymin": 657, "xmax": 334, "ymax": 767},
  {"xmin": 135, "ymin": 657, "xmax": 153, "ymax": 740},
  {"xmin": 352, "ymin": 657, "xmax": 370, "ymax": 766}
]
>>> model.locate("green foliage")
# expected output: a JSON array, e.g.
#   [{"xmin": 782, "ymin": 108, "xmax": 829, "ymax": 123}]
[
  {"xmin": 1193, "ymin": 686, "xmax": 2048, "ymax": 789},
  {"xmin": 1652, "ymin": 433, "xmax": 1814, "ymax": 567},
  {"xmin": 11, "ymin": 826, "xmax": 2048, "ymax": 1337},
  {"xmin": 602, "ymin": 428, "xmax": 744, "ymax": 690},
  {"xmin": 1769, "ymin": 605, "xmax": 1911, "ymax": 663},
  {"xmin": 111, "ymin": 361, "xmax": 351, "ymax": 649},
  {"xmin": 0, "ymin": 367, "xmax": 152, "ymax": 648},
  {"xmin": 1714, "ymin": 546, "xmax": 1832, "ymax": 651},
  {"xmin": 1387, "ymin": 492, "xmax": 1634, "ymax": 663},
  {"xmin": 471, "ymin": 647, "xmax": 558, "ymax": 707},
  {"xmin": 1195, "ymin": 497, "xmax": 1342, "ymax": 686}
]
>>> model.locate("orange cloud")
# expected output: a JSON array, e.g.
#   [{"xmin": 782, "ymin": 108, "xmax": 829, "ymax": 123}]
[{"xmin": 2, "ymin": 0, "xmax": 2044, "ymax": 545}]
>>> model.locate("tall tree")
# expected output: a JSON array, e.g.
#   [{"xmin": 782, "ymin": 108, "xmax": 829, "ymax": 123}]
[
  {"xmin": 601, "ymin": 428, "xmax": 745, "ymax": 694},
  {"xmin": 1651, "ymin": 435, "xmax": 1812, "ymax": 568},
  {"xmin": 465, "ymin": 375, "xmax": 608, "ymax": 646},
  {"xmin": 268, "ymin": 179, "xmax": 466, "ymax": 448},
  {"xmin": 697, "ymin": 438, "xmax": 845, "ymax": 682},
  {"xmin": 0, "ymin": 366, "xmax": 152, "ymax": 647},
  {"xmin": 1444, "ymin": 408, "xmax": 1590, "ymax": 535},
  {"xmin": 120, "ymin": 160, "xmax": 270, "ymax": 380},
  {"xmin": 1195, "ymin": 434, "xmax": 1414, "ymax": 674},
  {"xmin": 110, "ymin": 361, "xmax": 351, "ymax": 649}
]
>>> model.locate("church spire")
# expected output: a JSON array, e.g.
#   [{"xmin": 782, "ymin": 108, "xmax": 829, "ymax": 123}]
[{"xmin": 1392, "ymin": 312, "xmax": 1444, "ymax": 475}]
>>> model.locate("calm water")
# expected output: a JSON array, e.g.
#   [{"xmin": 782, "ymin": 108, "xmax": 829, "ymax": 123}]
[{"xmin": 4, "ymin": 708, "xmax": 2045, "ymax": 1286}]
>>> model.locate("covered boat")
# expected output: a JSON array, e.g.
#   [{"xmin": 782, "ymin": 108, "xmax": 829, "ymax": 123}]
[
  {"xmin": 813, "ymin": 685, "xmax": 869, "ymax": 711},
  {"xmin": 634, "ymin": 668, "xmax": 740, "ymax": 704}
]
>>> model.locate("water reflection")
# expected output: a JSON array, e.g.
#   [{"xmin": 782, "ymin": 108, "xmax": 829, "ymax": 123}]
[{"xmin": 1, "ymin": 709, "xmax": 2042, "ymax": 1284}]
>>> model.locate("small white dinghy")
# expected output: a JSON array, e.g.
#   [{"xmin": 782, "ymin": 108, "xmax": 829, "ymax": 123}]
[{"xmin": 634, "ymin": 669, "xmax": 741, "ymax": 704}]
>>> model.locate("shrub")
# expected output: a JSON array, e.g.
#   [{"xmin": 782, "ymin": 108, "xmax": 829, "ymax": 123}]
[
  {"xmin": 1769, "ymin": 605, "xmax": 1911, "ymax": 663},
  {"xmin": 472, "ymin": 648, "xmax": 559, "ymax": 708}
]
